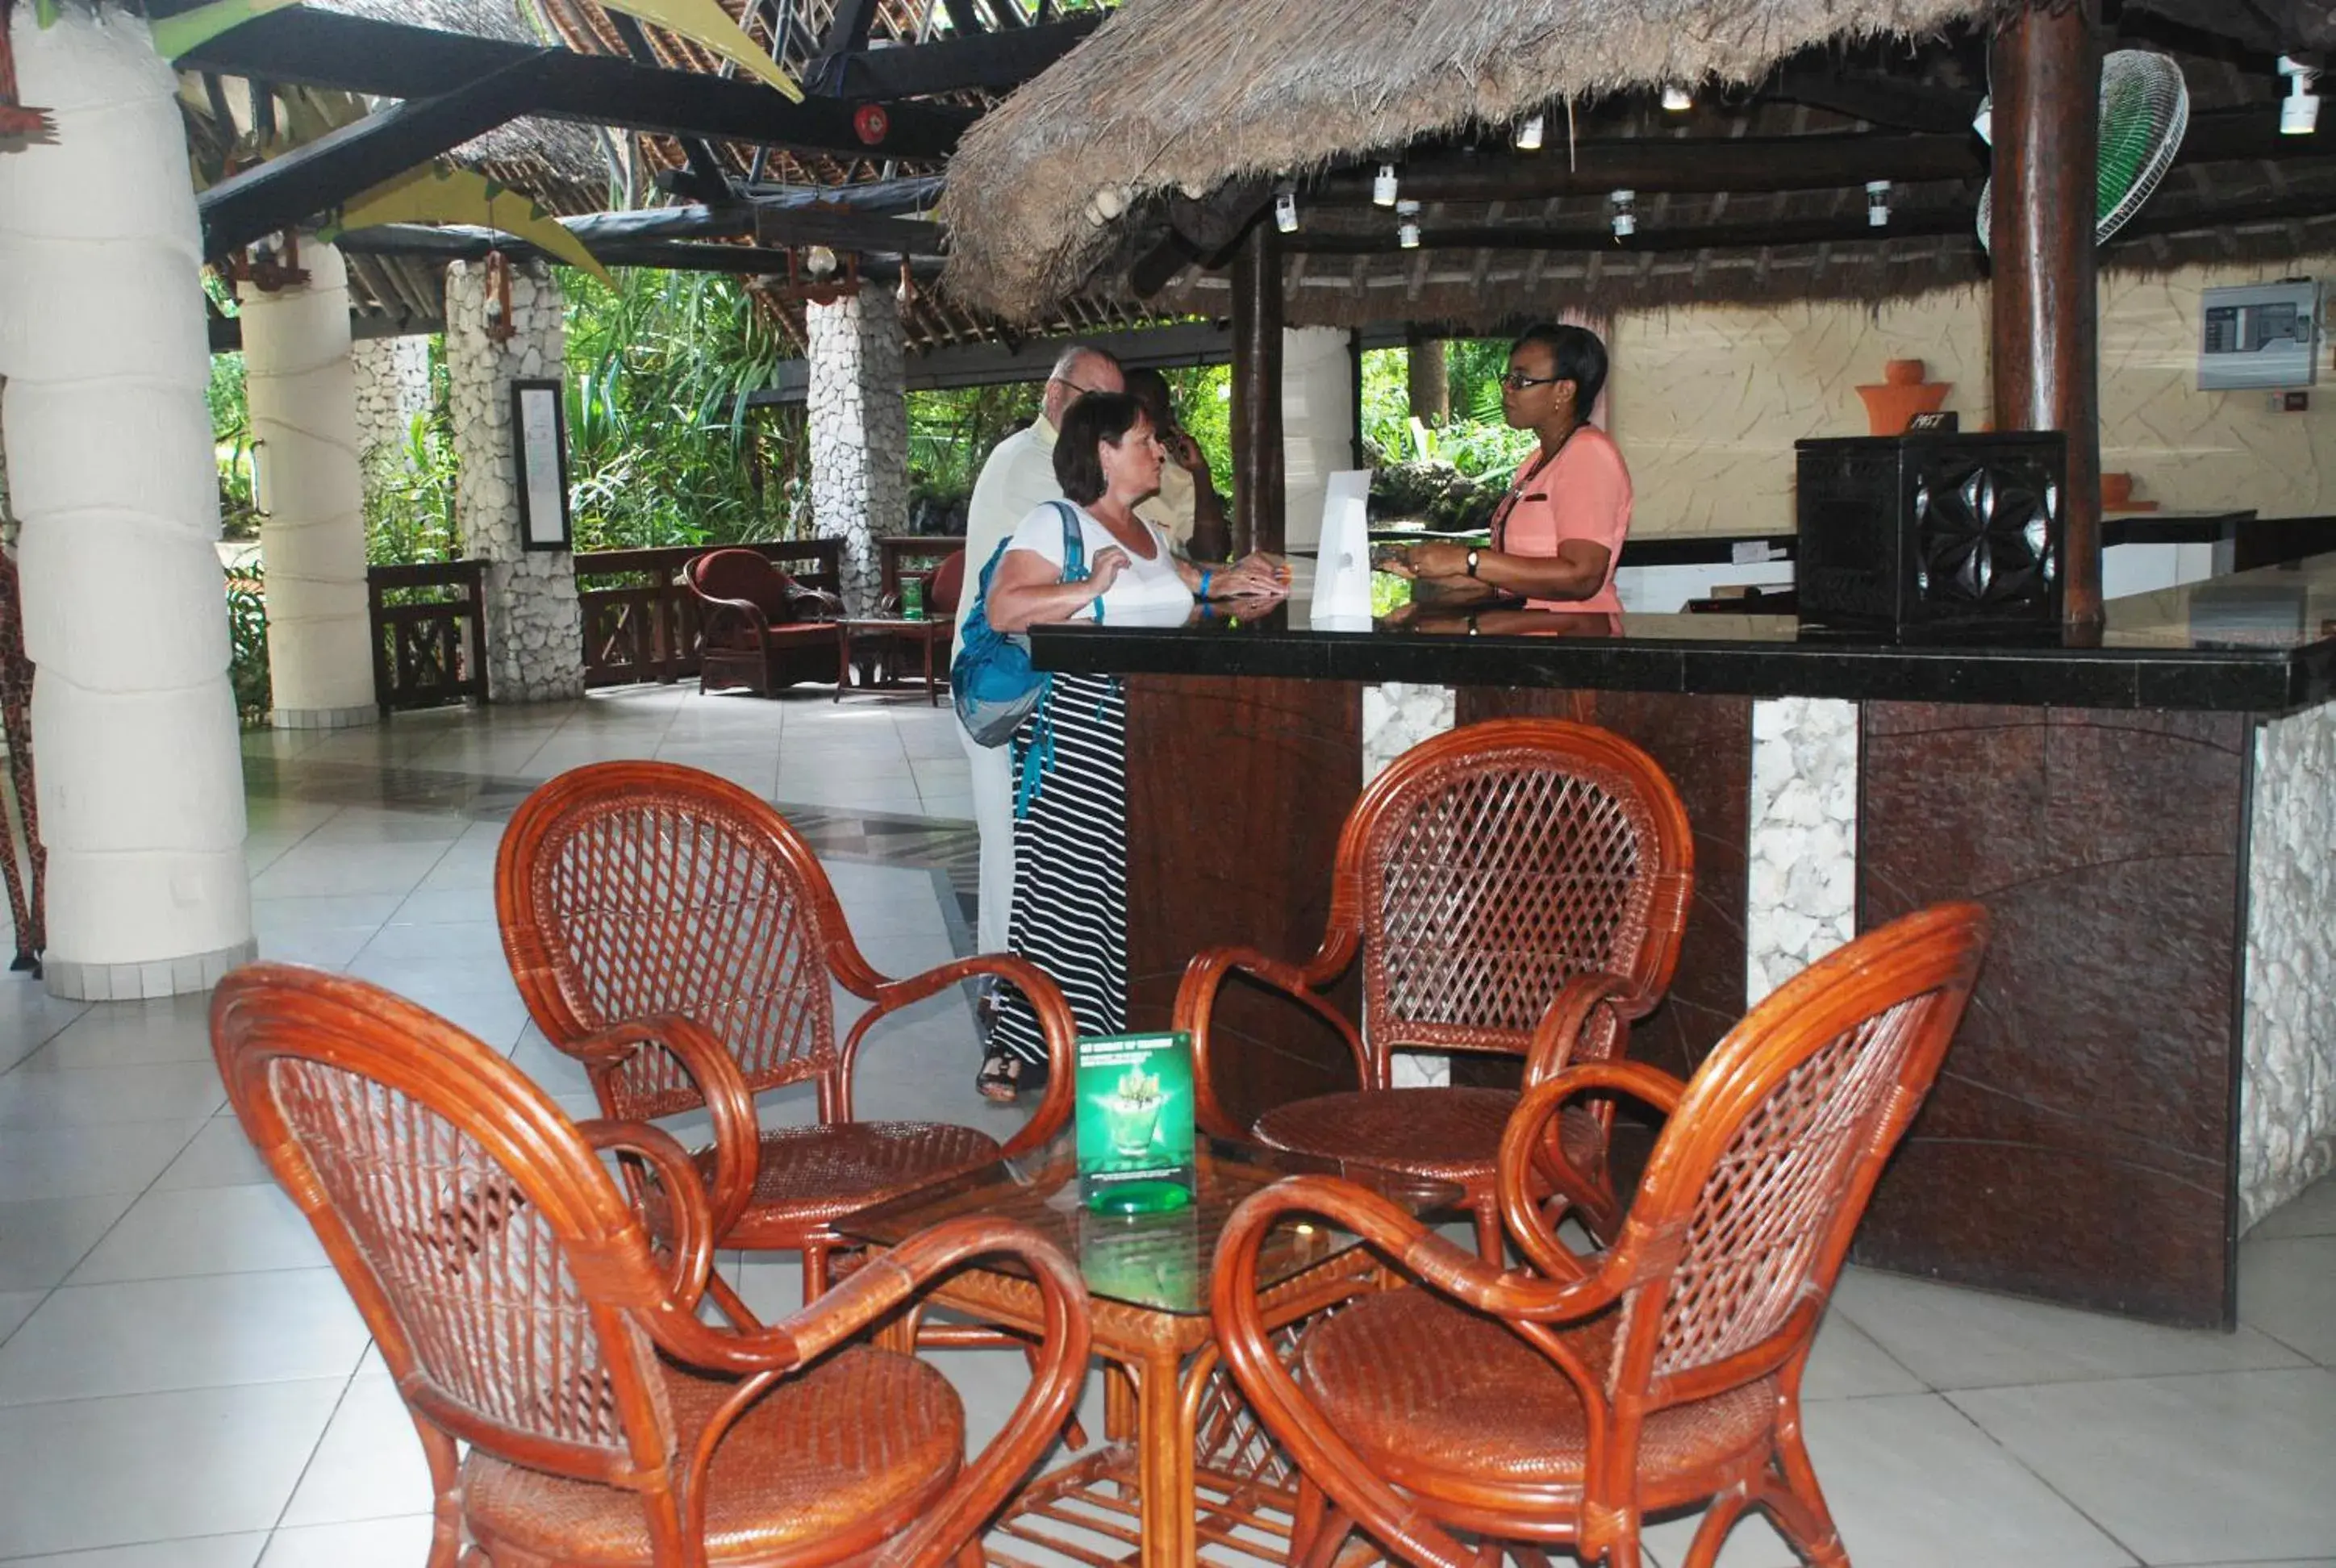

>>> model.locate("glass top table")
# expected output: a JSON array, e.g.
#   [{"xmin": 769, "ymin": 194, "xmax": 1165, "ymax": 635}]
[
  {"xmin": 841, "ymin": 1134, "xmax": 1459, "ymax": 1566},
  {"xmin": 843, "ymin": 1131, "xmax": 1458, "ymax": 1319}
]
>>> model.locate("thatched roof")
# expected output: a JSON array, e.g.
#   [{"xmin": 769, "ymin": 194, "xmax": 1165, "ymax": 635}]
[{"xmin": 940, "ymin": 0, "xmax": 1992, "ymax": 321}]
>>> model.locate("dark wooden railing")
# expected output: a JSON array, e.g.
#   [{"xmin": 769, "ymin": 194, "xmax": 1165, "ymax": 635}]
[
  {"xmin": 577, "ymin": 538, "xmax": 843, "ymax": 688},
  {"xmin": 368, "ymin": 561, "xmax": 490, "ymax": 715},
  {"xmin": 878, "ymin": 535, "xmax": 965, "ymax": 607}
]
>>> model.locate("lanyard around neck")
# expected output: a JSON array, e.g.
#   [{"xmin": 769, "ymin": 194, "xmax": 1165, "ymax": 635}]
[{"xmin": 1491, "ymin": 422, "xmax": 1583, "ymax": 553}]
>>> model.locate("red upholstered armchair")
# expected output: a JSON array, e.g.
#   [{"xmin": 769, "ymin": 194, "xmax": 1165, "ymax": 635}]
[{"xmin": 683, "ymin": 548, "xmax": 841, "ymax": 697}]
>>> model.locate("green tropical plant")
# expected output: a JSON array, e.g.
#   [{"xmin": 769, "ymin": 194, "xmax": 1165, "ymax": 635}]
[
  {"xmin": 561, "ymin": 267, "xmax": 807, "ymax": 551},
  {"xmin": 224, "ymin": 567, "xmax": 271, "ymax": 728}
]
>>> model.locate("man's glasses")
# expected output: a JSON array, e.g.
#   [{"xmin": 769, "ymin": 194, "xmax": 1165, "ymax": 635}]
[
  {"xmin": 1499, "ymin": 372, "xmax": 1565, "ymax": 391},
  {"xmin": 1051, "ymin": 376, "xmax": 1112, "ymax": 398}
]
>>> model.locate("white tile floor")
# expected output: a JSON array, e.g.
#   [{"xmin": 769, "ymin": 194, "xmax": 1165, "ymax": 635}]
[{"xmin": 0, "ymin": 684, "xmax": 2330, "ymax": 1566}]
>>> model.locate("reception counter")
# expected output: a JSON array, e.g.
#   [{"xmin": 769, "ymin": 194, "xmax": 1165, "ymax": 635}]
[{"xmin": 1031, "ymin": 556, "xmax": 2336, "ymax": 1328}]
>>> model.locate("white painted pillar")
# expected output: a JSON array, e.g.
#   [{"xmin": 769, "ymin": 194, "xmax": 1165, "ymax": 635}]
[
  {"xmin": 0, "ymin": 5, "xmax": 254, "ymax": 999},
  {"xmin": 807, "ymin": 282, "xmax": 907, "ymax": 613},
  {"xmin": 444, "ymin": 258, "xmax": 583, "ymax": 703},
  {"xmin": 240, "ymin": 240, "xmax": 376, "ymax": 728},
  {"xmin": 1281, "ymin": 326, "xmax": 1354, "ymax": 553}
]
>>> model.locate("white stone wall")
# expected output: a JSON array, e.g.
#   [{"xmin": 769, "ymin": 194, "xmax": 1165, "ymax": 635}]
[
  {"xmin": 1282, "ymin": 327, "xmax": 1354, "ymax": 553},
  {"xmin": 352, "ymin": 335, "xmax": 432, "ymax": 466},
  {"xmin": 2241, "ymin": 702, "xmax": 2336, "ymax": 1228},
  {"xmin": 807, "ymin": 285, "xmax": 907, "ymax": 613},
  {"xmin": 444, "ymin": 259, "xmax": 583, "ymax": 703},
  {"xmin": 1362, "ymin": 682, "xmax": 1456, "ymax": 1087},
  {"xmin": 1745, "ymin": 697, "xmax": 1859, "ymax": 1004}
]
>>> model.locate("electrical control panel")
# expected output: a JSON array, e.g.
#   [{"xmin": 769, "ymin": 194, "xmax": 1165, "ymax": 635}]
[{"xmin": 2198, "ymin": 281, "xmax": 2320, "ymax": 390}]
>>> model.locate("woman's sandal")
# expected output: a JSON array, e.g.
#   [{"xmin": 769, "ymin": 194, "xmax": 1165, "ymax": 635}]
[
  {"xmin": 976, "ymin": 1049, "xmax": 1025, "ymax": 1103},
  {"xmin": 976, "ymin": 1049, "xmax": 1051, "ymax": 1104}
]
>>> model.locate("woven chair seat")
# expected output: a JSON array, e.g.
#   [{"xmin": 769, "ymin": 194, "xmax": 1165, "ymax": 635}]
[
  {"xmin": 1299, "ymin": 1290, "xmax": 1776, "ymax": 1507},
  {"xmin": 464, "ymin": 1346, "xmax": 962, "ymax": 1564},
  {"xmin": 695, "ymin": 1120, "xmax": 1003, "ymax": 1245},
  {"xmin": 1252, "ymin": 1087, "xmax": 1601, "ymax": 1187}
]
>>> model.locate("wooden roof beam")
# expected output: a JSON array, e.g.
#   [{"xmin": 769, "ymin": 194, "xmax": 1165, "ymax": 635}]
[{"xmin": 176, "ymin": 9, "xmax": 974, "ymax": 158}]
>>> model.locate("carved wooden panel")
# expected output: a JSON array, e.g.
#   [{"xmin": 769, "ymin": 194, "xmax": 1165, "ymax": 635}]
[
  {"xmin": 1124, "ymin": 675, "xmax": 1363, "ymax": 1129},
  {"xmin": 1857, "ymin": 703, "xmax": 2250, "ymax": 1327}
]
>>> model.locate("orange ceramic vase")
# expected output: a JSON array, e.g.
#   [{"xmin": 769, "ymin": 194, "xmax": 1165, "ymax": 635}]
[{"xmin": 1856, "ymin": 358, "xmax": 1952, "ymax": 436}]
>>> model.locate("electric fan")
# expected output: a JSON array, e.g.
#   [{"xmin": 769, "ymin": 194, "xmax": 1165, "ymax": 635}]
[{"xmin": 1975, "ymin": 49, "xmax": 2190, "ymax": 252}]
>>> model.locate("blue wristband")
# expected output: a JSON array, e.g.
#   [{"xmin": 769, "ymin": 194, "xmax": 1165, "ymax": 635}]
[{"xmin": 1197, "ymin": 569, "xmax": 1212, "ymax": 600}]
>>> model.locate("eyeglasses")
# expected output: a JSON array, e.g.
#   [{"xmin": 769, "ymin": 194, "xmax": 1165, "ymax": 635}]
[
  {"xmin": 1050, "ymin": 376, "xmax": 1112, "ymax": 398},
  {"xmin": 1499, "ymin": 372, "xmax": 1566, "ymax": 392}
]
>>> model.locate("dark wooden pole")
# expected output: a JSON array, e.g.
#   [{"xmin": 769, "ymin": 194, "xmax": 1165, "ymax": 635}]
[
  {"xmin": 1406, "ymin": 331, "xmax": 1450, "ymax": 425},
  {"xmin": 1990, "ymin": 0, "xmax": 2102, "ymax": 632},
  {"xmin": 1230, "ymin": 221, "xmax": 1285, "ymax": 557}
]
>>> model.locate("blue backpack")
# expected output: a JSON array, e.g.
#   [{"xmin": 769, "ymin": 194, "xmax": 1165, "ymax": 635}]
[{"xmin": 950, "ymin": 500, "xmax": 1095, "ymax": 750}]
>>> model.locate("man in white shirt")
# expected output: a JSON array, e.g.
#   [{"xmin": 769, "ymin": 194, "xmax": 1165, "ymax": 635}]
[{"xmin": 956, "ymin": 344, "xmax": 1124, "ymax": 961}]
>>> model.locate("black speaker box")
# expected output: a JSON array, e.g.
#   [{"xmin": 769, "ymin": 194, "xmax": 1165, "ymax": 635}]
[{"xmin": 1794, "ymin": 432, "xmax": 2066, "ymax": 636}]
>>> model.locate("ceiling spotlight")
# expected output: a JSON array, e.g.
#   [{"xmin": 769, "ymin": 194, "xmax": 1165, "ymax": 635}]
[
  {"xmin": 1661, "ymin": 84, "xmax": 1693, "ymax": 112},
  {"xmin": 1609, "ymin": 189, "xmax": 1637, "ymax": 239},
  {"xmin": 2280, "ymin": 55, "xmax": 2321, "ymax": 136},
  {"xmin": 803, "ymin": 244, "xmax": 839, "ymax": 278},
  {"xmin": 1514, "ymin": 113, "xmax": 1546, "ymax": 151},
  {"xmin": 1274, "ymin": 189, "xmax": 1299, "ymax": 234},
  {"xmin": 1867, "ymin": 179, "xmax": 1892, "ymax": 227},
  {"xmin": 1373, "ymin": 163, "xmax": 1400, "ymax": 206},
  {"xmin": 1395, "ymin": 198, "xmax": 1421, "ymax": 249}
]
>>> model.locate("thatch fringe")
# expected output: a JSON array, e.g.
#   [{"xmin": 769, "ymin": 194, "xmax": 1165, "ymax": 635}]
[{"xmin": 939, "ymin": 0, "xmax": 1992, "ymax": 323}]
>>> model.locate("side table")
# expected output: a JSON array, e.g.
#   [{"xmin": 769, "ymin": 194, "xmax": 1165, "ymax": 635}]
[{"xmin": 834, "ymin": 615, "xmax": 949, "ymax": 704}]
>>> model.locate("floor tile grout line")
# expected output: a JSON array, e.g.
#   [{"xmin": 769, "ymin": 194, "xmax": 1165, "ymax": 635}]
[
  {"xmin": 0, "ymin": 1525, "xmax": 273, "ymax": 1565},
  {"xmin": 261, "ymin": 1358, "xmax": 376, "ymax": 1546},
  {"xmin": 1929, "ymin": 1383, "xmax": 2155, "ymax": 1567}
]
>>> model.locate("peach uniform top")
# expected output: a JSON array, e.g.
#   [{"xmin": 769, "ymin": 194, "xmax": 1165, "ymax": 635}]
[{"xmin": 1495, "ymin": 426, "xmax": 1633, "ymax": 615}]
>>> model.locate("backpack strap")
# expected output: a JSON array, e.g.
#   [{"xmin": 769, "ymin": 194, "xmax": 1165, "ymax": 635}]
[{"xmin": 1049, "ymin": 498, "xmax": 1105, "ymax": 624}]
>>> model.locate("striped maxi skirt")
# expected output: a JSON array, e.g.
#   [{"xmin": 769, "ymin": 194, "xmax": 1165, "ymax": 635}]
[{"xmin": 991, "ymin": 672, "xmax": 1127, "ymax": 1064}]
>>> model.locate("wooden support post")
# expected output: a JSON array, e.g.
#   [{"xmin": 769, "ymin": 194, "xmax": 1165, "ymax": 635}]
[
  {"xmin": 1230, "ymin": 221, "xmax": 1284, "ymax": 557},
  {"xmin": 1406, "ymin": 330, "xmax": 1449, "ymax": 425},
  {"xmin": 1990, "ymin": 1, "xmax": 2102, "ymax": 632}
]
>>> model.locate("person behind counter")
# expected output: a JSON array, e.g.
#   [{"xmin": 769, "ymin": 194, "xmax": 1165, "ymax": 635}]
[
  {"xmin": 1122, "ymin": 366, "xmax": 1232, "ymax": 564},
  {"xmin": 974, "ymin": 393, "xmax": 1287, "ymax": 1101},
  {"xmin": 1391, "ymin": 322, "xmax": 1631, "ymax": 615}
]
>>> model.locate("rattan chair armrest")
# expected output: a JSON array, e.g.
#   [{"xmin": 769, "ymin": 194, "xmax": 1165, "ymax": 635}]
[
  {"xmin": 692, "ymin": 592, "xmax": 774, "ymax": 645},
  {"xmin": 1212, "ymin": 1175, "xmax": 1612, "ymax": 1568},
  {"xmin": 1521, "ymin": 972, "xmax": 1634, "ymax": 1087},
  {"xmin": 565, "ymin": 1016, "xmax": 761, "ymax": 1238},
  {"xmin": 789, "ymin": 585, "xmax": 846, "ymax": 622},
  {"xmin": 577, "ymin": 1118, "xmax": 718, "ymax": 1310},
  {"xmin": 1175, "ymin": 945, "xmax": 1369, "ymax": 1138},
  {"xmin": 1497, "ymin": 1062, "xmax": 1689, "ymax": 1280},
  {"xmin": 657, "ymin": 1216, "xmax": 1092, "ymax": 1564},
  {"xmin": 831, "ymin": 952, "xmax": 1078, "ymax": 1154}
]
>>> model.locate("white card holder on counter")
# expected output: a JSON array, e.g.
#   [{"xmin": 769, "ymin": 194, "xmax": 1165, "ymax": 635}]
[{"xmin": 1309, "ymin": 469, "xmax": 1374, "ymax": 631}]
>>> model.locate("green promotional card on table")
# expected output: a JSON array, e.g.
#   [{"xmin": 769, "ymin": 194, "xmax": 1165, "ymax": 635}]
[{"xmin": 1076, "ymin": 1031, "xmax": 1196, "ymax": 1213}]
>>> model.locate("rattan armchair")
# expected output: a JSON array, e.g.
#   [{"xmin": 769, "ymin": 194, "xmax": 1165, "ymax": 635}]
[
  {"xmin": 497, "ymin": 761, "xmax": 1079, "ymax": 1315},
  {"xmin": 212, "ymin": 962, "xmax": 1091, "ymax": 1568},
  {"xmin": 1175, "ymin": 719, "xmax": 1693, "ymax": 1257},
  {"xmin": 1212, "ymin": 903, "xmax": 1989, "ymax": 1568}
]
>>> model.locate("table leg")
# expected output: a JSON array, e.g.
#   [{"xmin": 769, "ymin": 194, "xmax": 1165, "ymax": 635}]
[
  {"xmin": 1135, "ymin": 1349, "xmax": 1196, "ymax": 1568},
  {"xmin": 926, "ymin": 628, "xmax": 940, "ymax": 706},
  {"xmin": 833, "ymin": 625, "xmax": 849, "ymax": 703}
]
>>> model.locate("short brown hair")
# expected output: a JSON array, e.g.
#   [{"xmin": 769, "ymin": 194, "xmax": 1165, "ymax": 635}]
[{"xmin": 1053, "ymin": 390, "xmax": 1145, "ymax": 506}]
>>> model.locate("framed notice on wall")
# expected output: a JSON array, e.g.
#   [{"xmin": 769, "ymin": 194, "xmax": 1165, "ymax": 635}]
[{"xmin": 511, "ymin": 379, "xmax": 573, "ymax": 552}]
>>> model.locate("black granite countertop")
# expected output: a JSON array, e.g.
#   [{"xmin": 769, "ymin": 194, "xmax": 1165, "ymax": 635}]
[{"xmin": 1030, "ymin": 552, "xmax": 2336, "ymax": 712}]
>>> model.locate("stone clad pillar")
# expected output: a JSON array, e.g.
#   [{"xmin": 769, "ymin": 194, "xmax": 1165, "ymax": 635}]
[
  {"xmin": 444, "ymin": 258, "xmax": 584, "ymax": 703},
  {"xmin": 807, "ymin": 283, "xmax": 907, "ymax": 613},
  {"xmin": 352, "ymin": 335, "xmax": 433, "ymax": 467},
  {"xmin": 240, "ymin": 239, "xmax": 376, "ymax": 728},
  {"xmin": 0, "ymin": 3, "xmax": 253, "ymax": 999}
]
